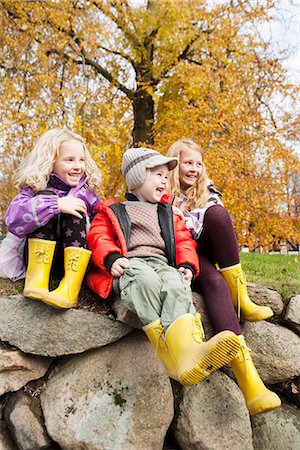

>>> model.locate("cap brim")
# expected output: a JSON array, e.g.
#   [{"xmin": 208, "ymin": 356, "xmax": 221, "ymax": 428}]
[{"xmin": 146, "ymin": 155, "xmax": 178, "ymax": 171}]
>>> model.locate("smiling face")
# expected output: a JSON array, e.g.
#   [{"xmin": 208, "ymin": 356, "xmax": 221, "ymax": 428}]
[
  {"xmin": 52, "ymin": 140, "xmax": 86, "ymax": 187},
  {"xmin": 133, "ymin": 164, "xmax": 169, "ymax": 203},
  {"xmin": 179, "ymin": 147, "xmax": 203, "ymax": 192}
]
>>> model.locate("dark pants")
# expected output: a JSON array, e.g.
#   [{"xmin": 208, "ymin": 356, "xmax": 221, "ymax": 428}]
[
  {"xmin": 193, "ymin": 205, "xmax": 242, "ymax": 335},
  {"xmin": 29, "ymin": 214, "xmax": 87, "ymax": 248}
]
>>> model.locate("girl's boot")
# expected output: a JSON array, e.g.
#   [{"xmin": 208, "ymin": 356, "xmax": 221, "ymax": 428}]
[
  {"xmin": 220, "ymin": 264, "xmax": 273, "ymax": 321},
  {"xmin": 230, "ymin": 336, "xmax": 281, "ymax": 415},
  {"xmin": 165, "ymin": 313, "xmax": 241, "ymax": 386},
  {"xmin": 143, "ymin": 319, "xmax": 178, "ymax": 381},
  {"xmin": 23, "ymin": 238, "xmax": 56, "ymax": 301},
  {"xmin": 44, "ymin": 246, "xmax": 91, "ymax": 309}
]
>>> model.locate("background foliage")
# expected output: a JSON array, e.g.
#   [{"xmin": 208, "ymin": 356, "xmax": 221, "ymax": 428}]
[{"xmin": 0, "ymin": 0, "xmax": 299, "ymax": 250}]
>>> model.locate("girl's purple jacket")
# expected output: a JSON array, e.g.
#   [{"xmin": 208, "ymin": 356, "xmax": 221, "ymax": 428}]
[{"xmin": 5, "ymin": 173, "xmax": 100, "ymax": 237}]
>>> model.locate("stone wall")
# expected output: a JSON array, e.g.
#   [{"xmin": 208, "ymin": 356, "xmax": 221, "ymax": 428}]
[{"xmin": 0, "ymin": 287, "xmax": 299, "ymax": 450}]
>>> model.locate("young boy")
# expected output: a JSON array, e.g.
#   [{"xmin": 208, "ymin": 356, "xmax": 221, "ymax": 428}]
[{"xmin": 87, "ymin": 147, "xmax": 241, "ymax": 385}]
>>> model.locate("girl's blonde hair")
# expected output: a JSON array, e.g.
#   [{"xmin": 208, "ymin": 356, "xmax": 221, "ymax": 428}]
[
  {"xmin": 167, "ymin": 139, "xmax": 209, "ymax": 210},
  {"xmin": 15, "ymin": 128, "xmax": 102, "ymax": 193}
]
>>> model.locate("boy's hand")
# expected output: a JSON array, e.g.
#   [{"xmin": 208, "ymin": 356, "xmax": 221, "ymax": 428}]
[
  {"xmin": 111, "ymin": 257, "xmax": 129, "ymax": 277},
  {"xmin": 172, "ymin": 205, "xmax": 184, "ymax": 218},
  {"xmin": 178, "ymin": 267, "xmax": 193, "ymax": 283},
  {"xmin": 58, "ymin": 196, "xmax": 87, "ymax": 218}
]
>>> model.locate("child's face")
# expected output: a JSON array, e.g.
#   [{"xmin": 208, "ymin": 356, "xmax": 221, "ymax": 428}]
[
  {"xmin": 53, "ymin": 140, "xmax": 86, "ymax": 187},
  {"xmin": 133, "ymin": 164, "xmax": 169, "ymax": 203},
  {"xmin": 179, "ymin": 148, "xmax": 203, "ymax": 191}
]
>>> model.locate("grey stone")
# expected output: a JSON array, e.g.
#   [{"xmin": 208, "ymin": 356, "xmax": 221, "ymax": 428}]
[
  {"xmin": 285, "ymin": 295, "xmax": 300, "ymax": 335},
  {"xmin": 5, "ymin": 391, "xmax": 51, "ymax": 450},
  {"xmin": 172, "ymin": 371, "xmax": 253, "ymax": 450},
  {"xmin": 41, "ymin": 331, "xmax": 174, "ymax": 450},
  {"xmin": 0, "ymin": 295, "xmax": 132, "ymax": 356},
  {"xmin": 252, "ymin": 405, "xmax": 300, "ymax": 450},
  {"xmin": 0, "ymin": 342, "xmax": 51, "ymax": 396},
  {"xmin": 247, "ymin": 283, "xmax": 284, "ymax": 316},
  {"xmin": 241, "ymin": 321, "xmax": 300, "ymax": 384}
]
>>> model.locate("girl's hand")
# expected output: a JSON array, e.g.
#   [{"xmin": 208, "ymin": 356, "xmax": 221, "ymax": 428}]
[
  {"xmin": 111, "ymin": 257, "xmax": 129, "ymax": 277},
  {"xmin": 58, "ymin": 196, "xmax": 87, "ymax": 218},
  {"xmin": 172, "ymin": 206, "xmax": 184, "ymax": 218},
  {"xmin": 178, "ymin": 266, "xmax": 193, "ymax": 283}
]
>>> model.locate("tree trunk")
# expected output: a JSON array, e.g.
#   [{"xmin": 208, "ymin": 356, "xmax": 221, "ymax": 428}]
[{"xmin": 132, "ymin": 88, "xmax": 154, "ymax": 146}]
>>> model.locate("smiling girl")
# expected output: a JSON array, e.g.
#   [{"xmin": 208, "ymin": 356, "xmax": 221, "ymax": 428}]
[
  {"xmin": 166, "ymin": 139, "xmax": 281, "ymax": 415},
  {"xmin": 4, "ymin": 128, "xmax": 102, "ymax": 308}
]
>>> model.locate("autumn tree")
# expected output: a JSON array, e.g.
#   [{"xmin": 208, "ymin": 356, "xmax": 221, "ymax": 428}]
[{"xmin": 0, "ymin": 0, "xmax": 299, "ymax": 249}]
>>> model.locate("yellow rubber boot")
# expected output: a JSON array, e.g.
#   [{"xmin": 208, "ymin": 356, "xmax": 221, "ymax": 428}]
[
  {"xmin": 23, "ymin": 238, "xmax": 56, "ymax": 301},
  {"xmin": 44, "ymin": 247, "xmax": 91, "ymax": 309},
  {"xmin": 231, "ymin": 336, "xmax": 281, "ymax": 415},
  {"xmin": 143, "ymin": 319, "xmax": 178, "ymax": 381},
  {"xmin": 220, "ymin": 264, "xmax": 273, "ymax": 321},
  {"xmin": 165, "ymin": 313, "xmax": 241, "ymax": 386}
]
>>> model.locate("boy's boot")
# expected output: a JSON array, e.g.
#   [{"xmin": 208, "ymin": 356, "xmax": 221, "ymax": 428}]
[
  {"xmin": 230, "ymin": 336, "xmax": 281, "ymax": 415},
  {"xmin": 143, "ymin": 319, "xmax": 178, "ymax": 381},
  {"xmin": 220, "ymin": 264, "xmax": 273, "ymax": 321},
  {"xmin": 44, "ymin": 247, "xmax": 91, "ymax": 309},
  {"xmin": 165, "ymin": 313, "xmax": 241, "ymax": 386},
  {"xmin": 23, "ymin": 238, "xmax": 56, "ymax": 301}
]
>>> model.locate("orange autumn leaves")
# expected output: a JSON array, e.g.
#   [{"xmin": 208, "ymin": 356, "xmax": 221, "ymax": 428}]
[{"xmin": 0, "ymin": 0, "xmax": 299, "ymax": 250}]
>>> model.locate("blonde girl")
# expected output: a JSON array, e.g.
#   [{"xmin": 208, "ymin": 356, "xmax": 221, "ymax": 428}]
[
  {"xmin": 4, "ymin": 128, "xmax": 102, "ymax": 309},
  {"xmin": 167, "ymin": 138, "xmax": 281, "ymax": 416}
]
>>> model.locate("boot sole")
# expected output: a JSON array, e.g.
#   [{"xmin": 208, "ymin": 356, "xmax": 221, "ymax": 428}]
[{"xmin": 179, "ymin": 335, "xmax": 241, "ymax": 386}]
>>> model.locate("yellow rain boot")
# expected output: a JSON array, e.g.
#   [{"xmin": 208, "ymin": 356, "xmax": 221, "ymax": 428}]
[
  {"xmin": 231, "ymin": 336, "xmax": 281, "ymax": 415},
  {"xmin": 23, "ymin": 238, "xmax": 56, "ymax": 301},
  {"xmin": 220, "ymin": 264, "xmax": 273, "ymax": 321},
  {"xmin": 165, "ymin": 313, "xmax": 241, "ymax": 386},
  {"xmin": 143, "ymin": 319, "xmax": 178, "ymax": 381},
  {"xmin": 44, "ymin": 246, "xmax": 91, "ymax": 309}
]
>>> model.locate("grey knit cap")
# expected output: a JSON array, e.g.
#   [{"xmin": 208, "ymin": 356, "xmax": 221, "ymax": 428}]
[{"xmin": 122, "ymin": 147, "xmax": 178, "ymax": 190}]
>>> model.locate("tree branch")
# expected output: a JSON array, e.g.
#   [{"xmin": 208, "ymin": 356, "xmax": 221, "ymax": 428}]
[{"xmin": 46, "ymin": 47, "xmax": 135, "ymax": 100}]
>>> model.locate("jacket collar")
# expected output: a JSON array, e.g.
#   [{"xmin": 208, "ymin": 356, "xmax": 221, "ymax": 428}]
[
  {"xmin": 125, "ymin": 192, "xmax": 140, "ymax": 201},
  {"xmin": 125, "ymin": 192, "xmax": 174, "ymax": 204},
  {"xmin": 49, "ymin": 173, "xmax": 87, "ymax": 192}
]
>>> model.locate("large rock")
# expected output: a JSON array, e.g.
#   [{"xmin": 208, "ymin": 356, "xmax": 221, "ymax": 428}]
[
  {"xmin": 40, "ymin": 330, "xmax": 174, "ymax": 450},
  {"xmin": 241, "ymin": 321, "xmax": 300, "ymax": 384},
  {"xmin": 0, "ymin": 295, "xmax": 132, "ymax": 356},
  {"xmin": 4, "ymin": 391, "xmax": 52, "ymax": 450},
  {"xmin": 247, "ymin": 283, "xmax": 284, "ymax": 316},
  {"xmin": 0, "ymin": 342, "xmax": 51, "ymax": 396},
  {"xmin": 284, "ymin": 295, "xmax": 300, "ymax": 336},
  {"xmin": 251, "ymin": 405, "xmax": 300, "ymax": 450},
  {"xmin": 172, "ymin": 371, "xmax": 253, "ymax": 450}
]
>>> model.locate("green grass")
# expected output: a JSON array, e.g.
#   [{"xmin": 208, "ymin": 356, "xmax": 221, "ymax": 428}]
[{"xmin": 240, "ymin": 253, "xmax": 300, "ymax": 300}]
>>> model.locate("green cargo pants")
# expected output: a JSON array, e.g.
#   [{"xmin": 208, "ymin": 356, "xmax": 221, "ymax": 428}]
[{"xmin": 114, "ymin": 256, "xmax": 196, "ymax": 330}]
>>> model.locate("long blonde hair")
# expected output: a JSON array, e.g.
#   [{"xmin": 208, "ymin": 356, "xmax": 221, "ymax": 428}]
[
  {"xmin": 15, "ymin": 128, "xmax": 102, "ymax": 193},
  {"xmin": 167, "ymin": 139, "xmax": 209, "ymax": 210}
]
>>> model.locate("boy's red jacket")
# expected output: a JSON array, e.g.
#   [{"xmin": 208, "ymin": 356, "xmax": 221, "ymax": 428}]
[{"xmin": 87, "ymin": 198, "xmax": 200, "ymax": 299}]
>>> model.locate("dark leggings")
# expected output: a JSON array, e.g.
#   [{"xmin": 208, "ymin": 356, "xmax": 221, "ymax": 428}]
[
  {"xmin": 193, "ymin": 205, "xmax": 242, "ymax": 335},
  {"xmin": 29, "ymin": 214, "xmax": 87, "ymax": 248}
]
